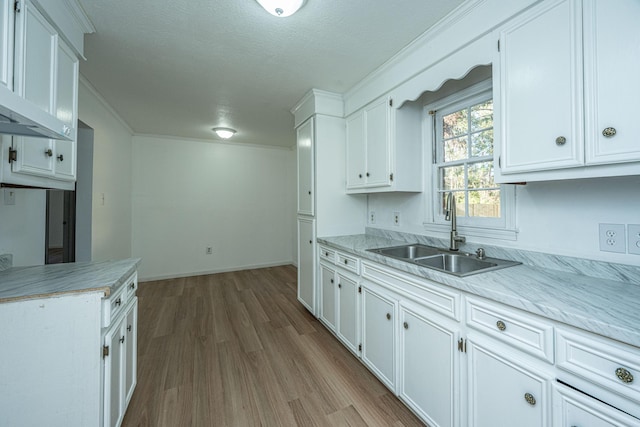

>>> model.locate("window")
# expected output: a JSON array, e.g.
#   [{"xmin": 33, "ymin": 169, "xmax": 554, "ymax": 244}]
[{"xmin": 425, "ymin": 80, "xmax": 515, "ymax": 239}]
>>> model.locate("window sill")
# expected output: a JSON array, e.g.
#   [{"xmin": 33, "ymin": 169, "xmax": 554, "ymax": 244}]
[{"xmin": 422, "ymin": 222, "xmax": 518, "ymax": 241}]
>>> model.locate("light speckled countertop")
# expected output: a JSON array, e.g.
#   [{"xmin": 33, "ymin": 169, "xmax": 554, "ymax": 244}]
[
  {"xmin": 0, "ymin": 258, "xmax": 141, "ymax": 303},
  {"xmin": 318, "ymin": 232, "xmax": 640, "ymax": 348}
]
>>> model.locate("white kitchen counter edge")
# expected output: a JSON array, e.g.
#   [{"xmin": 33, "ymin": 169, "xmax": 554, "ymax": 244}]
[
  {"xmin": 0, "ymin": 258, "xmax": 141, "ymax": 303},
  {"xmin": 317, "ymin": 235, "xmax": 640, "ymax": 349}
]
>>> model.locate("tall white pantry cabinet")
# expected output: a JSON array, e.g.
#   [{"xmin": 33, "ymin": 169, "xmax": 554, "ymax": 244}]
[{"xmin": 292, "ymin": 90, "xmax": 366, "ymax": 316}]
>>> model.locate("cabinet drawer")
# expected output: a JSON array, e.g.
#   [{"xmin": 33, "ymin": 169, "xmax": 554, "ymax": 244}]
[
  {"xmin": 337, "ymin": 252, "xmax": 359, "ymax": 274},
  {"xmin": 319, "ymin": 246, "xmax": 336, "ymax": 263},
  {"xmin": 465, "ymin": 297, "xmax": 554, "ymax": 363},
  {"xmin": 102, "ymin": 285, "xmax": 127, "ymax": 328},
  {"xmin": 362, "ymin": 261, "xmax": 459, "ymax": 321},
  {"xmin": 124, "ymin": 272, "xmax": 138, "ymax": 300},
  {"xmin": 557, "ymin": 328, "xmax": 640, "ymax": 404}
]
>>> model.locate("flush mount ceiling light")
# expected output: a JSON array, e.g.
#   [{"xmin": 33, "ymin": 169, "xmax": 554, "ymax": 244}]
[
  {"xmin": 212, "ymin": 127, "xmax": 236, "ymax": 139},
  {"xmin": 255, "ymin": 0, "xmax": 306, "ymax": 17}
]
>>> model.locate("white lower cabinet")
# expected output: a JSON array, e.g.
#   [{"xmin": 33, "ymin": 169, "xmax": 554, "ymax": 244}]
[
  {"xmin": 361, "ymin": 281, "xmax": 397, "ymax": 391},
  {"xmin": 297, "ymin": 217, "xmax": 316, "ymax": 314},
  {"xmin": 553, "ymin": 381, "xmax": 639, "ymax": 427},
  {"xmin": 103, "ymin": 297, "xmax": 138, "ymax": 427},
  {"xmin": 399, "ymin": 302, "xmax": 459, "ymax": 427},
  {"xmin": 336, "ymin": 271, "xmax": 359, "ymax": 354},
  {"xmin": 319, "ymin": 262, "xmax": 336, "ymax": 331},
  {"xmin": 314, "ymin": 250, "xmax": 640, "ymax": 427},
  {"xmin": 466, "ymin": 334, "xmax": 552, "ymax": 427}
]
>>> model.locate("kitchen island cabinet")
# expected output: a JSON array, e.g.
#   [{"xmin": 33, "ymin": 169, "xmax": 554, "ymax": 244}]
[{"xmin": 0, "ymin": 258, "xmax": 139, "ymax": 427}]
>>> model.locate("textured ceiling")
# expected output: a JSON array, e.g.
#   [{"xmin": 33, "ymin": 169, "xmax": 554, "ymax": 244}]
[{"xmin": 78, "ymin": 0, "xmax": 466, "ymax": 147}]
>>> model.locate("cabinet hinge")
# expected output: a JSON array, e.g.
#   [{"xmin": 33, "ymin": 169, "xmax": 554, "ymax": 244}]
[
  {"xmin": 8, "ymin": 147, "xmax": 17, "ymax": 164},
  {"xmin": 102, "ymin": 345, "xmax": 109, "ymax": 358},
  {"xmin": 358, "ymin": 343, "xmax": 362, "ymax": 352},
  {"xmin": 14, "ymin": 0, "xmax": 20, "ymax": 13},
  {"xmin": 389, "ymin": 98, "xmax": 393, "ymax": 107},
  {"xmin": 497, "ymin": 40, "xmax": 500, "ymax": 52},
  {"xmin": 498, "ymin": 156, "xmax": 501, "ymax": 168},
  {"xmin": 358, "ymin": 286, "xmax": 361, "ymax": 294},
  {"xmin": 389, "ymin": 173, "xmax": 394, "ymax": 182}
]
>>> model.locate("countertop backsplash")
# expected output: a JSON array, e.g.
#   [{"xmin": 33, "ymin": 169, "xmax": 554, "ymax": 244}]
[
  {"xmin": 0, "ymin": 254, "xmax": 12, "ymax": 272},
  {"xmin": 365, "ymin": 227, "xmax": 640, "ymax": 287}
]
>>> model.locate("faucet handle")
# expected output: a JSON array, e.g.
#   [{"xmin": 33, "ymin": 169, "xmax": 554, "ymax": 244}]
[{"xmin": 476, "ymin": 248, "xmax": 486, "ymax": 260}]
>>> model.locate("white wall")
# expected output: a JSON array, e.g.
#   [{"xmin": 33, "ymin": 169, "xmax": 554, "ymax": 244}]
[
  {"xmin": 132, "ymin": 135, "xmax": 295, "ymax": 281},
  {"xmin": 78, "ymin": 78, "xmax": 133, "ymax": 261},
  {"xmin": 0, "ymin": 188, "xmax": 46, "ymax": 266},
  {"xmin": 368, "ymin": 175, "xmax": 640, "ymax": 266}
]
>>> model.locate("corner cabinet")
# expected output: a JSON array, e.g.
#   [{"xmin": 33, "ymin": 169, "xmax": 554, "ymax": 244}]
[
  {"xmin": 346, "ymin": 95, "xmax": 423, "ymax": 193},
  {"xmin": 494, "ymin": 0, "xmax": 640, "ymax": 183}
]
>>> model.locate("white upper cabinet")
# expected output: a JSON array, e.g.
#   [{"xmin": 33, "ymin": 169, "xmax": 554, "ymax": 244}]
[
  {"xmin": 346, "ymin": 96, "xmax": 422, "ymax": 193},
  {"xmin": 494, "ymin": 0, "xmax": 640, "ymax": 183},
  {"xmin": 0, "ymin": 0, "xmax": 13, "ymax": 88},
  {"xmin": 297, "ymin": 117, "xmax": 314, "ymax": 215},
  {"xmin": 496, "ymin": 0, "xmax": 583, "ymax": 175},
  {"xmin": 583, "ymin": 0, "xmax": 640, "ymax": 165}
]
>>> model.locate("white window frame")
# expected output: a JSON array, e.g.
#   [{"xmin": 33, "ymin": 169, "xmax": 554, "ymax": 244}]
[{"xmin": 423, "ymin": 79, "xmax": 517, "ymax": 241}]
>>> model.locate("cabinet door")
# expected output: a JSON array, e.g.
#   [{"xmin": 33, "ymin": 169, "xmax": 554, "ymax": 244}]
[
  {"xmin": 361, "ymin": 283, "xmax": 396, "ymax": 390},
  {"xmin": 336, "ymin": 272, "xmax": 359, "ymax": 354},
  {"xmin": 584, "ymin": 0, "xmax": 640, "ymax": 165},
  {"xmin": 553, "ymin": 381, "xmax": 639, "ymax": 427},
  {"xmin": 0, "ymin": 0, "xmax": 13, "ymax": 88},
  {"xmin": 466, "ymin": 336, "xmax": 551, "ymax": 427},
  {"xmin": 296, "ymin": 118, "xmax": 314, "ymax": 215},
  {"xmin": 104, "ymin": 317, "xmax": 125, "ymax": 427},
  {"xmin": 297, "ymin": 218, "xmax": 315, "ymax": 314},
  {"xmin": 319, "ymin": 263, "xmax": 336, "ymax": 331},
  {"xmin": 346, "ymin": 111, "xmax": 366, "ymax": 189},
  {"xmin": 399, "ymin": 304, "xmax": 459, "ymax": 427},
  {"xmin": 124, "ymin": 299, "xmax": 138, "ymax": 407},
  {"xmin": 53, "ymin": 40, "xmax": 78, "ymax": 180},
  {"xmin": 364, "ymin": 97, "xmax": 391, "ymax": 187},
  {"xmin": 497, "ymin": 0, "xmax": 583, "ymax": 174}
]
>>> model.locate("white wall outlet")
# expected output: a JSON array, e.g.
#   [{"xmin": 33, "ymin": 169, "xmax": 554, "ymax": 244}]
[
  {"xmin": 3, "ymin": 189, "xmax": 16, "ymax": 206},
  {"xmin": 393, "ymin": 211, "xmax": 400, "ymax": 226},
  {"xmin": 628, "ymin": 224, "xmax": 640, "ymax": 255},
  {"xmin": 206, "ymin": 247, "xmax": 213, "ymax": 255},
  {"xmin": 598, "ymin": 223, "xmax": 626, "ymax": 253},
  {"xmin": 369, "ymin": 211, "xmax": 376, "ymax": 224}
]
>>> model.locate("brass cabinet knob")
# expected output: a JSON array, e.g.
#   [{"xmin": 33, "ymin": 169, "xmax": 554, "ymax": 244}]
[
  {"xmin": 615, "ymin": 367, "xmax": 634, "ymax": 384},
  {"xmin": 496, "ymin": 320, "xmax": 506, "ymax": 331},
  {"xmin": 45, "ymin": 149, "xmax": 53, "ymax": 157},
  {"xmin": 602, "ymin": 127, "xmax": 617, "ymax": 138},
  {"xmin": 386, "ymin": 313, "xmax": 391, "ymax": 320},
  {"xmin": 358, "ymin": 173, "xmax": 363, "ymax": 178},
  {"xmin": 403, "ymin": 322, "xmax": 408, "ymax": 330},
  {"xmin": 555, "ymin": 136, "xmax": 567, "ymax": 146},
  {"xmin": 524, "ymin": 393, "xmax": 536, "ymax": 406},
  {"xmin": 366, "ymin": 172, "xmax": 370, "ymax": 177}
]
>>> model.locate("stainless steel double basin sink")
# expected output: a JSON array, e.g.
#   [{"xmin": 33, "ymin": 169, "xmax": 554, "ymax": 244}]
[{"xmin": 367, "ymin": 244, "xmax": 520, "ymax": 277}]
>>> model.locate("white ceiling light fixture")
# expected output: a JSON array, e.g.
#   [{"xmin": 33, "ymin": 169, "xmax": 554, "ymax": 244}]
[
  {"xmin": 255, "ymin": 0, "xmax": 306, "ymax": 17},
  {"xmin": 212, "ymin": 127, "xmax": 236, "ymax": 139}
]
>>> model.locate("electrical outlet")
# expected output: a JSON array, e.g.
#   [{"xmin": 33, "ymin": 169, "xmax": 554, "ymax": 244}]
[
  {"xmin": 3, "ymin": 189, "xmax": 15, "ymax": 206},
  {"xmin": 628, "ymin": 224, "xmax": 640, "ymax": 255},
  {"xmin": 393, "ymin": 211, "xmax": 400, "ymax": 226},
  {"xmin": 369, "ymin": 211, "xmax": 376, "ymax": 224},
  {"xmin": 206, "ymin": 247, "xmax": 213, "ymax": 255},
  {"xmin": 598, "ymin": 223, "xmax": 625, "ymax": 253}
]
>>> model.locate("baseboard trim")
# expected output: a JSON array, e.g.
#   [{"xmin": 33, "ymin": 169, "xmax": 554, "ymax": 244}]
[{"xmin": 138, "ymin": 261, "xmax": 296, "ymax": 283}]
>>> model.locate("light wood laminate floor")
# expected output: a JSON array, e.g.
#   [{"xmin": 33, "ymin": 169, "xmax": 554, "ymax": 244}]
[{"xmin": 122, "ymin": 265, "xmax": 424, "ymax": 427}]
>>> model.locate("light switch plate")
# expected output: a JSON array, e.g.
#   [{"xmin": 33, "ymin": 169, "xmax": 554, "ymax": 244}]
[
  {"xmin": 628, "ymin": 224, "xmax": 640, "ymax": 255},
  {"xmin": 599, "ymin": 223, "xmax": 626, "ymax": 253}
]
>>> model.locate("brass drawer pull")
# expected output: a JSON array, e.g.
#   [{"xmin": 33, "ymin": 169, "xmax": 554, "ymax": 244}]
[
  {"xmin": 524, "ymin": 393, "xmax": 536, "ymax": 406},
  {"xmin": 496, "ymin": 320, "xmax": 506, "ymax": 331},
  {"xmin": 403, "ymin": 322, "xmax": 408, "ymax": 330},
  {"xmin": 386, "ymin": 313, "xmax": 391, "ymax": 320},
  {"xmin": 602, "ymin": 127, "xmax": 617, "ymax": 138},
  {"xmin": 555, "ymin": 136, "xmax": 567, "ymax": 146},
  {"xmin": 615, "ymin": 367, "xmax": 634, "ymax": 384}
]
